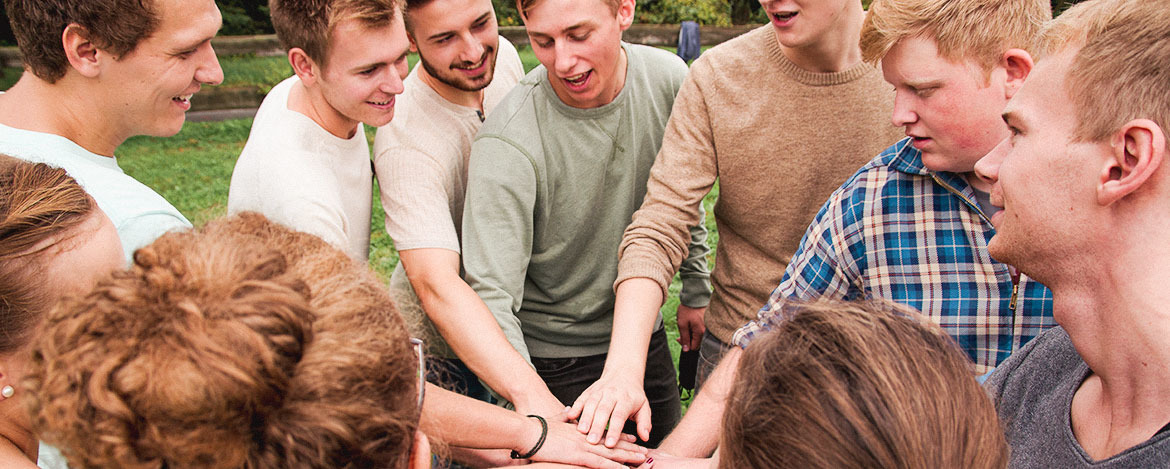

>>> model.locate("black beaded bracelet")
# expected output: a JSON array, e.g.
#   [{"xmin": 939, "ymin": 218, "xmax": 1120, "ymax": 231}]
[{"xmin": 510, "ymin": 414, "xmax": 548, "ymax": 460}]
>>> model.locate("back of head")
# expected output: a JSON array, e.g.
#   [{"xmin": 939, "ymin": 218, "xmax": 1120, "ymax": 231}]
[
  {"xmin": 269, "ymin": 0, "xmax": 399, "ymax": 65},
  {"xmin": 1033, "ymin": 0, "xmax": 1170, "ymax": 146},
  {"xmin": 860, "ymin": 0, "xmax": 1050, "ymax": 73},
  {"xmin": 719, "ymin": 300, "xmax": 1007, "ymax": 469},
  {"xmin": 0, "ymin": 155, "xmax": 94, "ymax": 354},
  {"xmin": 515, "ymin": 0, "xmax": 619, "ymax": 19},
  {"xmin": 27, "ymin": 212, "xmax": 419, "ymax": 469},
  {"xmin": 3, "ymin": 0, "xmax": 160, "ymax": 83}
]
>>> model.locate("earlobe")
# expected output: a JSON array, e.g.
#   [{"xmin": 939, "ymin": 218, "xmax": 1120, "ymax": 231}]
[
  {"xmin": 1001, "ymin": 49, "xmax": 1034, "ymax": 100},
  {"xmin": 288, "ymin": 48, "xmax": 318, "ymax": 86},
  {"xmin": 1098, "ymin": 120, "xmax": 1165, "ymax": 205},
  {"xmin": 62, "ymin": 24, "xmax": 103, "ymax": 78}
]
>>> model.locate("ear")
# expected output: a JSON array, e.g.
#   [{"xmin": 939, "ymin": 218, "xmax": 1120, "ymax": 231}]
[
  {"xmin": 1098, "ymin": 119, "xmax": 1166, "ymax": 206},
  {"xmin": 62, "ymin": 24, "xmax": 104, "ymax": 78},
  {"xmin": 408, "ymin": 430, "xmax": 431, "ymax": 469},
  {"xmin": 617, "ymin": 0, "xmax": 636, "ymax": 31},
  {"xmin": 1000, "ymin": 48, "xmax": 1034, "ymax": 100},
  {"xmin": 408, "ymin": 32, "xmax": 419, "ymax": 53},
  {"xmin": 288, "ymin": 48, "xmax": 320, "ymax": 87}
]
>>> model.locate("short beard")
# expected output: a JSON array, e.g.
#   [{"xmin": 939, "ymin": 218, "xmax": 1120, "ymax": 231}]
[{"xmin": 420, "ymin": 46, "xmax": 496, "ymax": 92}]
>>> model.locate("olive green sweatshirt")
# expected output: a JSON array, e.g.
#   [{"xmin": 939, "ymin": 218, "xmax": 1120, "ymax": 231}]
[{"xmin": 462, "ymin": 43, "xmax": 711, "ymax": 360}]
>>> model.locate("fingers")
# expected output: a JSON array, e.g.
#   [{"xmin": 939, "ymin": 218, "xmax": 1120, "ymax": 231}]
[
  {"xmin": 685, "ymin": 321, "xmax": 704, "ymax": 351},
  {"xmin": 586, "ymin": 396, "xmax": 618, "ymax": 445},
  {"xmin": 678, "ymin": 324, "xmax": 694, "ymax": 351},
  {"xmin": 634, "ymin": 402, "xmax": 652, "ymax": 443},
  {"xmin": 602, "ymin": 398, "xmax": 633, "ymax": 447}
]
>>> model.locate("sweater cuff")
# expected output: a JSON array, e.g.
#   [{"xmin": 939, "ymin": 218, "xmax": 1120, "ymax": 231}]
[
  {"xmin": 614, "ymin": 256, "xmax": 674, "ymax": 300},
  {"xmin": 679, "ymin": 275, "xmax": 712, "ymax": 308}
]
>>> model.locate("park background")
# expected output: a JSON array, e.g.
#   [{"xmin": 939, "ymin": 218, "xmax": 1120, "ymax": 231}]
[{"xmin": 0, "ymin": 0, "xmax": 1083, "ymax": 407}]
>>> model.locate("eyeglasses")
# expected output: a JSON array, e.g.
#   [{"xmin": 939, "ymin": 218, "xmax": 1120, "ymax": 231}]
[{"xmin": 410, "ymin": 337, "xmax": 425, "ymax": 409}]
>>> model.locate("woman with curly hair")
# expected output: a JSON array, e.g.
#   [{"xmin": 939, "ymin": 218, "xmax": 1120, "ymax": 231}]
[
  {"xmin": 27, "ymin": 212, "xmax": 647, "ymax": 468},
  {"xmin": 0, "ymin": 156, "xmax": 124, "ymax": 468}
]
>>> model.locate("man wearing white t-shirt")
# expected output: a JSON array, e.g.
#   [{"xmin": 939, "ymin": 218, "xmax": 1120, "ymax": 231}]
[
  {"xmin": 372, "ymin": 0, "xmax": 566, "ymax": 417},
  {"xmin": 0, "ymin": 0, "xmax": 224, "ymax": 264},
  {"xmin": 227, "ymin": 0, "xmax": 411, "ymax": 261}
]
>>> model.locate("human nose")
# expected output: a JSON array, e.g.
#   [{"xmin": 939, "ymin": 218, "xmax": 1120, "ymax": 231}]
[
  {"xmin": 974, "ymin": 137, "xmax": 1010, "ymax": 186},
  {"xmin": 459, "ymin": 32, "xmax": 485, "ymax": 64},
  {"xmin": 382, "ymin": 61, "xmax": 406, "ymax": 95},
  {"xmin": 197, "ymin": 43, "xmax": 224, "ymax": 86},
  {"xmin": 553, "ymin": 40, "xmax": 578, "ymax": 76},
  {"xmin": 890, "ymin": 90, "xmax": 917, "ymax": 127}
]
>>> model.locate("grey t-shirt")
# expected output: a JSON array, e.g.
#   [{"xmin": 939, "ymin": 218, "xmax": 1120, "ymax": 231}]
[{"xmin": 987, "ymin": 327, "xmax": 1170, "ymax": 467}]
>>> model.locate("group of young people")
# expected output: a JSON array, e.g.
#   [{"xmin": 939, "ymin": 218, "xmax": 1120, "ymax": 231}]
[{"xmin": 0, "ymin": 0, "xmax": 1168, "ymax": 466}]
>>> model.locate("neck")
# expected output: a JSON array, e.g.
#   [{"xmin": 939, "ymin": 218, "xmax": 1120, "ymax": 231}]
[
  {"xmin": 1056, "ymin": 240, "xmax": 1170, "ymax": 446},
  {"xmin": 288, "ymin": 79, "xmax": 359, "ymax": 139},
  {"xmin": 418, "ymin": 65, "xmax": 484, "ymax": 110},
  {"xmin": 776, "ymin": 6, "xmax": 864, "ymax": 73},
  {"xmin": 0, "ymin": 417, "xmax": 37, "ymax": 467},
  {"xmin": 0, "ymin": 72, "xmax": 126, "ymax": 156}
]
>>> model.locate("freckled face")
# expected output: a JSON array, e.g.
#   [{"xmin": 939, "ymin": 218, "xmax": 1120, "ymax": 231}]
[{"xmin": 882, "ymin": 36, "xmax": 1012, "ymax": 173}]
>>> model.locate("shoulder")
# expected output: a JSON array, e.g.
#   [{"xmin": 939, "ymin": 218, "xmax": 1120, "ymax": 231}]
[
  {"xmin": 986, "ymin": 327, "xmax": 1079, "ymax": 401},
  {"xmin": 626, "ymin": 43, "xmax": 687, "ymax": 82},
  {"xmin": 823, "ymin": 139, "xmax": 915, "ymax": 212},
  {"xmin": 693, "ymin": 25, "xmax": 772, "ymax": 70}
]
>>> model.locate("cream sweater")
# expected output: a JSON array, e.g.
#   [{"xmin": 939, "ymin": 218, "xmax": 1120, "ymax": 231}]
[{"xmin": 617, "ymin": 25, "xmax": 902, "ymax": 342}]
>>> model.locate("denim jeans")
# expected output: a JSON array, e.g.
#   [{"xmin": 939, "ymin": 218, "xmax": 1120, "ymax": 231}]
[
  {"xmin": 427, "ymin": 356, "xmax": 494, "ymax": 404},
  {"xmin": 530, "ymin": 327, "xmax": 681, "ymax": 448},
  {"xmin": 695, "ymin": 331, "xmax": 735, "ymax": 392}
]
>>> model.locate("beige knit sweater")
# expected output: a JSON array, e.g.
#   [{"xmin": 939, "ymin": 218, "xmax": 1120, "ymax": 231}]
[{"xmin": 616, "ymin": 25, "xmax": 903, "ymax": 342}]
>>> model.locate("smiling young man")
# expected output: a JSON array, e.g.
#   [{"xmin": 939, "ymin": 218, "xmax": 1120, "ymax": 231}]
[
  {"xmin": 227, "ymin": 0, "xmax": 411, "ymax": 261},
  {"xmin": 371, "ymin": 0, "xmax": 566, "ymax": 416},
  {"xmin": 0, "ymin": 0, "xmax": 224, "ymax": 264},
  {"xmin": 976, "ymin": 1, "xmax": 1170, "ymax": 466},
  {"xmin": 459, "ymin": 0, "xmax": 712, "ymax": 448},
  {"xmin": 650, "ymin": 0, "xmax": 1057, "ymax": 460},
  {"xmin": 614, "ymin": 0, "xmax": 901, "ymax": 405}
]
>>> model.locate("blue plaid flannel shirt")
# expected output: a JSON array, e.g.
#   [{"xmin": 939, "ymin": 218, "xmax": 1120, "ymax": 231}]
[{"xmin": 732, "ymin": 138, "xmax": 1054, "ymax": 373}]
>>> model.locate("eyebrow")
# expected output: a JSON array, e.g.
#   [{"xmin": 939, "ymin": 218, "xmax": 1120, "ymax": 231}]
[
  {"xmin": 425, "ymin": 12, "xmax": 492, "ymax": 42},
  {"xmin": 350, "ymin": 46, "xmax": 410, "ymax": 73},
  {"xmin": 528, "ymin": 20, "xmax": 592, "ymax": 40},
  {"xmin": 900, "ymin": 78, "xmax": 945, "ymax": 90}
]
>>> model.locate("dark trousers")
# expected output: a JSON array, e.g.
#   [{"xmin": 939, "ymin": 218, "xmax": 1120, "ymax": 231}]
[
  {"xmin": 426, "ymin": 356, "xmax": 494, "ymax": 404},
  {"xmin": 530, "ymin": 327, "xmax": 681, "ymax": 448}
]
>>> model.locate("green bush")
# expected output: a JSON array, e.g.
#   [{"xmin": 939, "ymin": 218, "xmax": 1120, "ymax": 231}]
[
  {"xmin": 638, "ymin": 0, "xmax": 732, "ymax": 26},
  {"xmin": 493, "ymin": 0, "xmax": 522, "ymax": 26},
  {"xmin": 216, "ymin": 0, "xmax": 274, "ymax": 36}
]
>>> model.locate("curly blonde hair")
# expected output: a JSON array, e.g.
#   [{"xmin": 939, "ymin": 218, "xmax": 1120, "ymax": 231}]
[{"xmin": 27, "ymin": 212, "xmax": 419, "ymax": 469}]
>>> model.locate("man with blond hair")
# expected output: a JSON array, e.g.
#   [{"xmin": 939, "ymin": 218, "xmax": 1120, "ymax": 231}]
[
  {"xmin": 228, "ymin": 0, "xmax": 411, "ymax": 261},
  {"xmin": 652, "ymin": 0, "xmax": 1055, "ymax": 459},
  {"xmin": 0, "ymin": 0, "xmax": 224, "ymax": 264},
  {"xmin": 460, "ymin": 0, "xmax": 711, "ymax": 448},
  {"xmin": 372, "ymin": 0, "xmax": 567, "ymax": 416},
  {"xmin": 612, "ymin": 0, "xmax": 901, "ymax": 406},
  {"xmin": 979, "ymin": 0, "xmax": 1170, "ymax": 465}
]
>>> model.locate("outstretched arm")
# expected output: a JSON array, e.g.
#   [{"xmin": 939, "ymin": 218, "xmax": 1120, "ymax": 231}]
[{"xmin": 399, "ymin": 248, "xmax": 565, "ymax": 418}]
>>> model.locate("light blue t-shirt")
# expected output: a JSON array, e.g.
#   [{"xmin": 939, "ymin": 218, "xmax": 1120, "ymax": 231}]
[{"xmin": 0, "ymin": 123, "xmax": 190, "ymax": 265}]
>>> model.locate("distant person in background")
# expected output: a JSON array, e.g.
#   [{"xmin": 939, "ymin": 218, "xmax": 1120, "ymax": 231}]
[
  {"xmin": 978, "ymin": 0, "xmax": 1170, "ymax": 465},
  {"xmin": 461, "ymin": 0, "xmax": 713, "ymax": 448},
  {"xmin": 0, "ymin": 156, "xmax": 124, "ymax": 469},
  {"xmin": 26, "ymin": 213, "xmax": 647, "ymax": 469},
  {"xmin": 228, "ymin": 0, "xmax": 411, "ymax": 261},
  {"xmin": 0, "ymin": 0, "xmax": 225, "ymax": 263},
  {"xmin": 372, "ymin": 0, "xmax": 564, "ymax": 417}
]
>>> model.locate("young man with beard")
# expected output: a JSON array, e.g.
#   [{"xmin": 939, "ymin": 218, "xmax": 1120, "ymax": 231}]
[
  {"xmin": 649, "ymin": 0, "xmax": 1056, "ymax": 460},
  {"xmin": 978, "ymin": 0, "xmax": 1170, "ymax": 465},
  {"xmin": 612, "ymin": 0, "xmax": 902, "ymax": 404},
  {"xmin": 227, "ymin": 0, "xmax": 411, "ymax": 261},
  {"xmin": 0, "ymin": 0, "xmax": 224, "ymax": 264},
  {"xmin": 372, "ymin": 0, "xmax": 566, "ymax": 416},
  {"xmin": 460, "ymin": 0, "xmax": 712, "ymax": 448}
]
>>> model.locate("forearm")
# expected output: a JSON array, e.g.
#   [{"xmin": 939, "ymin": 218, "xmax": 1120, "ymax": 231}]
[
  {"xmin": 658, "ymin": 347, "xmax": 741, "ymax": 457},
  {"xmin": 603, "ymin": 278, "xmax": 666, "ymax": 378},
  {"xmin": 411, "ymin": 263, "xmax": 559, "ymax": 412},
  {"xmin": 421, "ymin": 384, "xmax": 544, "ymax": 452}
]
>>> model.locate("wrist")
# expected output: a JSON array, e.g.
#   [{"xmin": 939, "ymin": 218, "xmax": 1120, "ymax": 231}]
[{"xmin": 511, "ymin": 414, "xmax": 548, "ymax": 459}]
